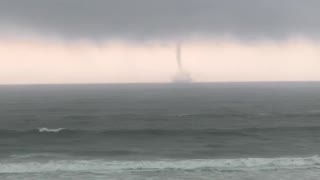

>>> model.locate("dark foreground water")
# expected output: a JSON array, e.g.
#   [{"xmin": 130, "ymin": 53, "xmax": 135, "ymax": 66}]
[{"xmin": 1, "ymin": 82, "xmax": 320, "ymax": 179}]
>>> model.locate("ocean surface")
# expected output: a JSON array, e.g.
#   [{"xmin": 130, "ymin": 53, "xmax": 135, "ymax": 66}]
[{"xmin": 1, "ymin": 82, "xmax": 320, "ymax": 180}]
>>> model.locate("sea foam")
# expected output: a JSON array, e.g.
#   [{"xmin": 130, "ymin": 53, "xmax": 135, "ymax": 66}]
[{"xmin": 1, "ymin": 156, "xmax": 320, "ymax": 174}]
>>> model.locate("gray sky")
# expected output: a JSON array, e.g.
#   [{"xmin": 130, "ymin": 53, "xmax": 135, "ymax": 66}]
[
  {"xmin": 1, "ymin": 0, "xmax": 320, "ymax": 84},
  {"xmin": 1, "ymin": 0, "xmax": 320, "ymax": 41}
]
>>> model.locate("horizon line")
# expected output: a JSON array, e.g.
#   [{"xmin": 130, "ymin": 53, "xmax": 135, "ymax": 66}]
[{"xmin": 1, "ymin": 80, "xmax": 320, "ymax": 87}]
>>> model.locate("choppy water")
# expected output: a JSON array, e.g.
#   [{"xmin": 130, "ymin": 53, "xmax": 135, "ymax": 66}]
[{"xmin": 1, "ymin": 82, "xmax": 320, "ymax": 179}]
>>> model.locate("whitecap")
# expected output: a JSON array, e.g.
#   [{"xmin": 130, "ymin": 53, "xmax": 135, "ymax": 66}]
[
  {"xmin": 9, "ymin": 153, "xmax": 70, "ymax": 160},
  {"xmin": 38, "ymin": 128, "xmax": 65, "ymax": 133}
]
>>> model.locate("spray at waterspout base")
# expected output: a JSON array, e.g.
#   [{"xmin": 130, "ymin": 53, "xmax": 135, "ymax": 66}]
[{"xmin": 173, "ymin": 71, "xmax": 193, "ymax": 83}]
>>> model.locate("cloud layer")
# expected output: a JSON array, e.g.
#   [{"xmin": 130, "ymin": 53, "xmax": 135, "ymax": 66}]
[{"xmin": 1, "ymin": 0, "xmax": 320, "ymax": 41}]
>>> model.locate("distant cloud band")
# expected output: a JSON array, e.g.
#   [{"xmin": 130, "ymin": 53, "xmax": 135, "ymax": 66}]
[{"xmin": 0, "ymin": 0, "xmax": 320, "ymax": 41}]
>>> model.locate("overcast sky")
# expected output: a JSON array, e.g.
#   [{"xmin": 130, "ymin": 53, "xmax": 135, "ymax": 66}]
[
  {"xmin": 0, "ymin": 0, "xmax": 320, "ymax": 84},
  {"xmin": 1, "ymin": 0, "xmax": 320, "ymax": 40}
]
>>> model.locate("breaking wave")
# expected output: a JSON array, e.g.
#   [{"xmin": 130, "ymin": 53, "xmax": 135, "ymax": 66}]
[
  {"xmin": 1, "ymin": 126, "xmax": 320, "ymax": 137},
  {"xmin": 38, "ymin": 128, "xmax": 66, "ymax": 133},
  {"xmin": 1, "ymin": 156, "xmax": 320, "ymax": 174}
]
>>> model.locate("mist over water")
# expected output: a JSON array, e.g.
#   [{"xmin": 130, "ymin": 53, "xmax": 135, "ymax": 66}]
[{"xmin": 1, "ymin": 82, "xmax": 320, "ymax": 179}]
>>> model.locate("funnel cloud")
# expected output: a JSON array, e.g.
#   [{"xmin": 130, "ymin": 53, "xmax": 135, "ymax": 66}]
[{"xmin": 173, "ymin": 43, "xmax": 192, "ymax": 83}]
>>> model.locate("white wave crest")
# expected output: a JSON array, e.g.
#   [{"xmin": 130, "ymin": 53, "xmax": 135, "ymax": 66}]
[
  {"xmin": 9, "ymin": 153, "xmax": 70, "ymax": 160},
  {"xmin": 38, "ymin": 128, "xmax": 65, "ymax": 133},
  {"xmin": 1, "ymin": 156, "xmax": 320, "ymax": 174}
]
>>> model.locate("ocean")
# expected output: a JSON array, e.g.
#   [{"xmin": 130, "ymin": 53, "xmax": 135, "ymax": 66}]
[{"xmin": 1, "ymin": 82, "xmax": 320, "ymax": 180}]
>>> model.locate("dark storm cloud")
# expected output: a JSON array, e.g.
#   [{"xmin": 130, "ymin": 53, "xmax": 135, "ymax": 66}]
[{"xmin": 0, "ymin": 0, "xmax": 320, "ymax": 40}]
